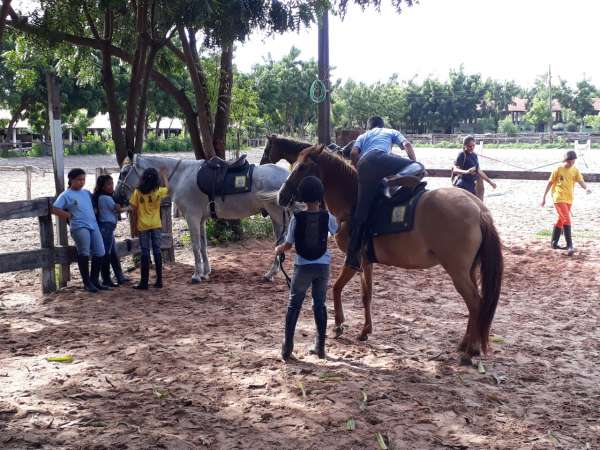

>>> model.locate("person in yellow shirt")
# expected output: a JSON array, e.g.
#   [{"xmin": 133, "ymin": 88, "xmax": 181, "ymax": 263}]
[
  {"xmin": 541, "ymin": 150, "xmax": 591, "ymax": 256},
  {"xmin": 129, "ymin": 167, "xmax": 169, "ymax": 289}
]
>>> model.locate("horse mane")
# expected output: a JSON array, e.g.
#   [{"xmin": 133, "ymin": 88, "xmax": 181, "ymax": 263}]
[
  {"xmin": 316, "ymin": 146, "xmax": 358, "ymax": 186},
  {"xmin": 272, "ymin": 135, "xmax": 313, "ymax": 154}
]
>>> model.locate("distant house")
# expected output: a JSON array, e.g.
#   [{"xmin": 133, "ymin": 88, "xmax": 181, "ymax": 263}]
[
  {"xmin": 551, "ymin": 99, "xmax": 562, "ymax": 123},
  {"xmin": 593, "ymin": 98, "xmax": 600, "ymax": 115},
  {"xmin": 0, "ymin": 109, "xmax": 31, "ymax": 144},
  {"xmin": 508, "ymin": 98, "xmax": 527, "ymax": 124}
]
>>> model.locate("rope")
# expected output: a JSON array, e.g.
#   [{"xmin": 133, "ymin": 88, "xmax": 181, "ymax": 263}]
[
  {"xmin": 278, "ymin": 253, "xmax": 291, "ymax": 288},
  {"xmin": 309, "ymin": 79, "xmax": 328, "ymax": 104}
]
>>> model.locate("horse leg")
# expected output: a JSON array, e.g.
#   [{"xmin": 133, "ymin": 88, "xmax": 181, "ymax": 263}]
[
  {"xmin": 186, "ymin": 214, "xmax": 205, "ymax": 284},
  {"xmin": 458, "ymin": 267, "xmax": 480, "ymax": 352},
  {"xmin": 332, "ymin": 265, "xmax": 357, "ymax": 337},
  {"xmin": 448, "ymin": 268, "xmax": 482, "ymax": 363},
  {"xmin": 358, "ymin": 262, "xmax": 374, "ymax": 341},
  {"xmin": 263, "ymin": 207, "xmax": 284, "ymax": 281},
  {"xmin": 199, "ymin": 219, "xmax": 211, "ymax": 280}
]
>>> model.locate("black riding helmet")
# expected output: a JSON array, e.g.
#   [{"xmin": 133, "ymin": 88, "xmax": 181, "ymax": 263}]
[{"xmin": 298, "ymin": 176, "xmax": 324, "ymax": 203}]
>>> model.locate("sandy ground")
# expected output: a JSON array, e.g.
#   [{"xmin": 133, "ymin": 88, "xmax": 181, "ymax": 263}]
[{"xmin": 1, "ymin": 148, "xmax": 599, "ymax": 449}]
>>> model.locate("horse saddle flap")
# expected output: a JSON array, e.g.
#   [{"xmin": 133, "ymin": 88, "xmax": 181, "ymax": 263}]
[
  {"xmin": 197, "ymin": 155, "xmax": 254, "ymax": 201},
  {"xmin": 368, "ymin": 181, "xmax": 427, "ymax": 237}
]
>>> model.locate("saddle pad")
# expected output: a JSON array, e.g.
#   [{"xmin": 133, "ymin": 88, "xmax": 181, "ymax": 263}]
[
  {"xmin": 367, "ymin": 182, "xmax": 427, "ymax": 237},
  {"xmin": 196, "ymin": 162, "xmax": 254, "ymax": 199}
]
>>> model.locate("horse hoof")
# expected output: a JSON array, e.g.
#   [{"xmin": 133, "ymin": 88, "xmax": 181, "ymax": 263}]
[
  {"xmin": 334, "ymin": 325, "xmax": 344, "ymax": 338},
  {"xmin": 191, "ymin": 278, "xmax": 201, "ymax": 284},
  {"xmin": 263, "ymin": 275, "xmax": 274, "ymax": 282},
  {"xmin": 201, "ymin": 274, "xmax": 210, "ymax": 281},
  {"xmin": 459, "ymin": 355, "xmax": 472, "ymax": 366},
  {"xmin": 358, "ymin": 334, "xmax": 368, "ymax": 342}
]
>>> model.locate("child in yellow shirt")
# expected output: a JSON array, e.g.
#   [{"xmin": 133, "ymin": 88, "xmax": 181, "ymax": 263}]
[
  {"xmin": 541, "ymin": 150, "xmax": 591, "ymax": 255},
  {"xmin": 129, "ymin": 168, "xmax": 169, "ymax": 289}
]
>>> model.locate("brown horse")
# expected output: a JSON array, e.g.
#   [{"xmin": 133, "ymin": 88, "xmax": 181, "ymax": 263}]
[
  {"xmin": 278, "ymin": 144, "xmax": 503, "ymax": 362},
  {"xmin": 260, "ymin": 135, "xmax": 312, "ymax": 165}
]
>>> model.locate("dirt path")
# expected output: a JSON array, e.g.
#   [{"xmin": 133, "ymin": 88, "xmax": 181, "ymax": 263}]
[{"xmin": 1, "ymin": 238, "xmax": 599, "ymax": 449}]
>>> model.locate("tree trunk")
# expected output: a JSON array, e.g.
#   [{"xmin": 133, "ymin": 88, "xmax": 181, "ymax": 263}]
[
  {"xmin": 0, "ymin": 0, "xmax": 11, "ymax": 43},
  {"xmin": 125, "ymin": 1, "xmax": 149, "ymax": 155},
  {"xmin": 134, "ymin": 44, "xmax": 159, "ymax": 154},
  {"xmin": 99, "ymin": 9, "xmax": 127, "ymax": 165},
  {"xmin": 177, "ymin": 25, "xmax": 215, "ymax": 158},
  {"xmin": 213, "ymin": 42, "xmax": 233, "ymax": 159},
  {"xmin": 155, "ymin": 115, "xmax": 161, "ymax": 137}
]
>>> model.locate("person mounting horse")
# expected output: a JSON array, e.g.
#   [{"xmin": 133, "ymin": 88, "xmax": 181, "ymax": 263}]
[{"xmin": 346, "ymin": 116, "xmax": 423, "ymax": 271}]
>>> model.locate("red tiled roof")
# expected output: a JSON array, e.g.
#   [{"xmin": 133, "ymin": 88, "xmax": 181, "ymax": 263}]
[
  {"xmin": 593, "ymin": 98, "xmax": 600, "ymax": 111},
  {"xmin": 507, "ymin": 97, "xmax": 527, "ymax": 112}
]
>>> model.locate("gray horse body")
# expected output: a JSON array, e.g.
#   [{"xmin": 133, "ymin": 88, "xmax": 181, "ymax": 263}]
[{"xmin": 116, "ymin": 155, "xmax": 290, "ymax": 282}]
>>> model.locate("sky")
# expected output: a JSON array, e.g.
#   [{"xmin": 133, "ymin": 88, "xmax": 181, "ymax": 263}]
[{"xmin": 234, "ymin": 0, "xmax": 600, "ymax": 88}]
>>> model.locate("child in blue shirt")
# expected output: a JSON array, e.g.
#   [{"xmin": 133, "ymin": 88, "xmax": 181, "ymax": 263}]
[
  {"xmin": 276, "ymin": 176, "xmax": 337, "ymax": 361},
  {"xmin": 93, "ymin": 175, "xmax": 130, "ymax": 286},
  {"xmin": 51, "ymin": 168, "xmax": 106, "ymax": 293}
]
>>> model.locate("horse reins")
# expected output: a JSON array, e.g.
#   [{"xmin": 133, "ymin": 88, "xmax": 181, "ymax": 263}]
[{"xmin": 278, "ymin": 252, "xmax": 291, "ymax": 288}]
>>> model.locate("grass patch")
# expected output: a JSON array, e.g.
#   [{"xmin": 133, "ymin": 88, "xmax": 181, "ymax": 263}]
[
  {"xmin": 415, "ymin": 142, "xmax": 600, "ymax": 150},
  {"xmin": 180, "ymin": 214, "xmax": 275, "ymax": 246}
]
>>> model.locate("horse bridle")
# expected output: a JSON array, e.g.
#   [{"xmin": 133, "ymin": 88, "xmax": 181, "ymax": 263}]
[{"xmin": 117, "ymin": 157, "xmax": 183, "ymax": 196}]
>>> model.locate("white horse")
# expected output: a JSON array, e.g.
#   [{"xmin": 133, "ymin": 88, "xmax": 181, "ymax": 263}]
[{"xmin": 115, "ymin": 154, "xmax": 290, "ymax": 283}]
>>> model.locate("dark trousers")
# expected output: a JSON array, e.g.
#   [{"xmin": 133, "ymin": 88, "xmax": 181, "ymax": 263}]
[
  {"xmin": 354, "ymin": 150, "xmax": 413, "ymax": 225},
  {"xmin": 288, "ymin": 263, "xmax": 330, "ymax": 313},
  {"xmin": 139, "ymin": 229, "xmax": 162, "ymax": 260}
]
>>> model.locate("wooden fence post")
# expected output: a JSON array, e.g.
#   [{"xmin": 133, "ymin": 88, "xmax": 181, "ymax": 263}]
[
  {"xmin": 25, "ymin": 166, "xmax": 33, "ymax": 200},
  {"xmin": 39, "ymin": 201, "xmax": 57, "ymax": 293},
  {"xmin": 160, "ymin": 199, "xmax": 175, "ymax": 264}
]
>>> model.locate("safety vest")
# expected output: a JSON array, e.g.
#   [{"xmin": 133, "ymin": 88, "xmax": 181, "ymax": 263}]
[{"xmin": 293, "ymin": 211, "xmax": 329, "ymax": 261}]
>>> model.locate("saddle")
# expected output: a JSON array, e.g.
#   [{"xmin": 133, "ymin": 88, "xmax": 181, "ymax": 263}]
[
  {"xmin": 365, "ymin": 162, "xmax": 428, "ymax": 262},
  {"xmin": 196, "ymin": 155, "xmax": 254, "ymax": 218}
]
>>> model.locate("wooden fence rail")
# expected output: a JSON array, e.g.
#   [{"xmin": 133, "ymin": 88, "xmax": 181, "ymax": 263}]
[{"xmin": 0, "ymin": 196, "xmax": 174, "ymax": 294}]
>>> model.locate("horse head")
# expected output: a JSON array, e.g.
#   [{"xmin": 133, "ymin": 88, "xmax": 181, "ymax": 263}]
[
  {"xmin": 277, "ymin": 144, "xmax": 325, "ymax": 207},
  {"xmin": 114, "ymin": 155, "xmax": 143, "ymax": 205},
  {"xmin": 260, "ymin": 134, "xmax": 278, "ymax": 165}
]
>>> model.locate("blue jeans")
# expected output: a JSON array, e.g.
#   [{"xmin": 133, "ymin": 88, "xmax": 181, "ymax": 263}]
[
  {"xmin": 71, "ymin": 227, "xmax": 105, "ymax": 257},
  {"xmin": 288, "ymin": 264, "xmax": 330, "ymax": 313},
  {"xmin": 139, "ymin": 229, "xmax": 161, "ymax": 258},
  {"xmin": 98, "ymin": 222, "xmax": 116, "ymax": 254}
]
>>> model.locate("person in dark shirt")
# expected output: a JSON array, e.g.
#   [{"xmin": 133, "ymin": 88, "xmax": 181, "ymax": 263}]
[
  {"xmin": 275, "ymin": 176, "xmax": 337, "ymax": 361},
  {"xmin": 452, "ymin": 135, "xmax": 496, "ymax": 199}
]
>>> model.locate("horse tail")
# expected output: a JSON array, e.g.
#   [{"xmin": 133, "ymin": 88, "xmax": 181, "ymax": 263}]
[{"xmin": 477, "ymin": 208, "xmax": 503, "ymax": 353}]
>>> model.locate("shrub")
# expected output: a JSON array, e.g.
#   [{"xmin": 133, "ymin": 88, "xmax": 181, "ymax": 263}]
[
  {"xmin": 144, "ymin": 135, "xmax": 192, "ymax": 153},
  {"xmin": 498, "ymin": 116, "xmax": 518, "ymax": 135}
]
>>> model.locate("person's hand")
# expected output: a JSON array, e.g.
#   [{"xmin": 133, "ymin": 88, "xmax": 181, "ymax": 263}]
[
  {"xmin": 491, "ymin": 181, "xmax": 497, "ymax": 189},
  {"xmin": 275, "ymin": 244, "xmax": 285, "ymax": 255},
  {"xmin": 586, "ymin": 188, "xmax": 592, "ymax": 195},
  {"xmin": 468, "ymin": 167, "xmax": 477, "ymax": 174},
  {"xmin": 540, "ymin": 199, "xmax": 546, "ymax": 207},
  {"xmin": 159, "ymin": 167, "xmax": 168, "ymax": 177}
]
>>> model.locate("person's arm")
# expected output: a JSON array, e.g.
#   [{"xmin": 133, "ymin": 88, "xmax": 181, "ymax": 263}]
[
  {"xmin": 51, "ymin": 207, "xmax": 71, "ymax": 221},
  {"xmin": 275, "ymin": 242, "xmax": 293, "ymax": 255},
  {"xmin": 275, "ymin": 217, "xmax": 295, "ymax": 254},
  {"xmin": 578, "ymin": 180, "xmax": 591, "ymax": 194},
  {"xmin": 479, "ymin": 169, "xmax": 497, "ymax": 189},
  {"xmin": 159, "ymin": 167, "xmax": 169, "ymax": 190},
  {"xmin": 453, "ymin": 165, "xmax": 477, "ymax": 175},
  {"xmin": 403, "ymin": 140, "xmax": 416, "ymax": 161},
  {"xmin": 541, "ymin": 181, "xmax": 553, "ymax": 207}
]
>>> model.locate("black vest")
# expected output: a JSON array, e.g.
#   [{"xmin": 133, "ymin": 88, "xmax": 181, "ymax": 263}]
[{"xmin": 294, "ymin": 211, "xmax": 330, "ymax": 261}]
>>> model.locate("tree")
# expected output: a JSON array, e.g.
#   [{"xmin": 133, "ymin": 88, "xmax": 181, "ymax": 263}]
[{"xmin": 572, "ymin": 79, "xmax": 598, "ymax": 124}]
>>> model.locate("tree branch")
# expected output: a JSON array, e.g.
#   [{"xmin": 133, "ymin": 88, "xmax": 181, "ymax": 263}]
[
  {"xmin": 0, "ymin": 0, "xmax": 12, "ymax": 43},
  {"xmin": 83, "ymin": 4, "xmax": 100, "ymax": 41}
]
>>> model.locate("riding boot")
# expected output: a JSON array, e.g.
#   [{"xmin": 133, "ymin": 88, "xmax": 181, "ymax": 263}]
[
  {"xmin": 153, "ymin": 251, "xmax": 163, "ymax": 288},
  {"xmin": 344, "ymin": 223, "xmax": 364, "ymax": 272},
  {"xmin": 101, "ymin": 255, "xmax": 117, "ymax": 287},
  {"xmin": 281, "ymin": 306, "xmax": 302, "ymax": 362},
  {"xmin": 550, "ymin": 226, "xmax": 563, "ymax": 249},
  {"xmin": 563, "ymin": 225, "xmax": 574, "ymax": 256},
  {"xmin": 91, "ymin": 256, "xmax": 109, "ymax": 290},
  {"xmin": 110, "ymin": 250, "xmax": 131, "ymax": 284},
  {"xmin": 77, "ymin": 255, "xmax": 97, "ymax": 293},
  {"xmin": 133, "ymin": 255, "xmax": 150, "ymax": 290},
  {"xmin": 309, "ymin": 305, "xmax": 327, "ymax": 359}
]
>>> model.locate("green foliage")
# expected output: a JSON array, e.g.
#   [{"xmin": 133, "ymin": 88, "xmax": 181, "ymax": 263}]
[
  {"xmin": 65, "ymin": 134, "xmax": 113, "ymax": 155},
  {"xmin": 498, "ymin": 116, "xmax": 519, "ymax": 135},
  {"xmin": 183, "ymin": 215, "xmax": 273, "ymax": 245},
  {"xmin": 584, "ymin": 114, "xmax": 600, "ymax": 131},
  {"xmin": 143, "ymin": 135, "xmax": 193, "ymax": 153}
]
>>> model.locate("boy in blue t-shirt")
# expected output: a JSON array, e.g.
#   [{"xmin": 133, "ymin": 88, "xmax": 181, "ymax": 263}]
[
  {"xmin": 275, "ymin": 176, "xmax": 337, "ymax": 361},
  {"xmin": 453, "ymin": 135, "xmax": 496, "ymax": 198}
]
